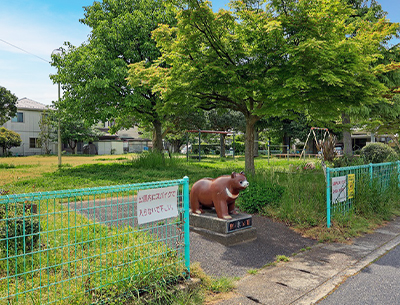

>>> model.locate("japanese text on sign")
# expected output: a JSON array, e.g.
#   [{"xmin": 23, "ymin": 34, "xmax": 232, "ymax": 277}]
[
  {"xmin": 137, "ymin": 185, "xmax": 179, "ymax": 225},
  {"xmin": 332, "ymin": 176, "xmax": 347, "ymax": 203},
  {"xmin": 347, "ymin": 174, "xmax": 355, "ymax": 199}
]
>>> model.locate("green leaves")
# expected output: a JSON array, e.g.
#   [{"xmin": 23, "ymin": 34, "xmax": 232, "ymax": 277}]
[
  {"xmin": 0, "ymin": 127, "xmax": 21, "ymax": 155},
  {"xmin": 0, "ymin": 86, "xmax": 17, "ymax": 125}
]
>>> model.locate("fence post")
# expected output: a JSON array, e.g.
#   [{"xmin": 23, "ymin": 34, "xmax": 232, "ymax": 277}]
[
  {"xmin": 183, "ymin": 176, "xmax": 190, "ymax": 275},
  {"xmin": 398, "ymin": 161, "xmax": 400, "ymax": 189},
  {"xmin": 287, "ymin": 145, "xmax": 289, "ymax": 160},
  {"xmin": 198, "ymin": 130, "xmax": 201, "ymax": 161},
  {"xmin": 326, "ymin": 167, "xmax": 331, "ymax": 228},
  {"xmin": 369, "ymin": 163, "xmax": 373, "ymax": 185}
]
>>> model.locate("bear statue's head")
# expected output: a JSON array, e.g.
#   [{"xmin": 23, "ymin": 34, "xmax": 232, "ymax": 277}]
[{"xmin": 231, "ymin": 171, "xmax": 249, "ymax": 190}]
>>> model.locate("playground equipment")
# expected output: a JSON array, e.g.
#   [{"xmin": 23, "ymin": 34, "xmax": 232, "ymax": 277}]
[{"xmin": 300, "ymin": 127, "xmax": 329, "ymax": 160}]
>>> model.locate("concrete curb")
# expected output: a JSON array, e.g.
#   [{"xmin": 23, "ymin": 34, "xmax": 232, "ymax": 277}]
[{"xmin": 292, "ymin": 233, "xmax": 400, "ymax": 304}]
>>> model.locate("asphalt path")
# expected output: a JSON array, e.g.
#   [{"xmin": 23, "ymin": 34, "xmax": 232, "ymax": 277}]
[
  {"xmin": 190, "ymin": 214, "xmax": 316, "ymax": 278},
  {"xmin": 319, "ymin": 244, "xmax": 400, "ymax": 304}
]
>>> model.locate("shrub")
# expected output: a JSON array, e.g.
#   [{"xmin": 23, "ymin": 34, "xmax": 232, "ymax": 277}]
[
  {"xmin": 233, "ymin": 142, "xmax": 245, "ymax": 154},
  {"xmin": 332, "ymin": 155, "xmax": 365, "ymax": 168},
  {"xmin": 360, "ymin": 142, "xmax": 398, "ymax": 164},
  {"xmin": 0, "ymin": 203, "xmax": 40, "ymax": 256},
  {"xmin": 130, "ymin": 152, "xmax": 180, "ymax": 169},
  {"xmin": 238, "ymin": 181, "xmax": 285, "ymax": 214}
]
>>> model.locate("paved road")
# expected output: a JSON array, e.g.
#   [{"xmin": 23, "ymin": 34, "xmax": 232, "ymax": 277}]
[{"xmin": 319, "ymin": 244, "xmax": 400, "ymax": 304}]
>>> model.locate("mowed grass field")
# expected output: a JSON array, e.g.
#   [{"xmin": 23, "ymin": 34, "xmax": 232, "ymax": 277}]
[
  {"xmin": 1, "ymin": 154, "xmax": 129, "ymax": 184},
  {"xmin": 0, "ymin": 154, "xmax": 133, "ymax": 193}
]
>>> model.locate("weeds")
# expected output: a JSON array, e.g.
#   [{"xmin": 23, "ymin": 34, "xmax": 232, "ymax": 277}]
[
  {"xmin": 275, "ymin": 255, "xmax": 290, "ymax": 262},
  {"xmin": 247, "ymin": 269, "xmax": 258, "ymax": 275}
]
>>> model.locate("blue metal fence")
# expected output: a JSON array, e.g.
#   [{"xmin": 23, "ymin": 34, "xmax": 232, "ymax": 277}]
[
  {"xmin": 0, "ymin": 177, "xmax": 190, "ymax": 304},
  {"xmin": 326, "ymin": 162, "xmax": 398, "ymax": 228}
]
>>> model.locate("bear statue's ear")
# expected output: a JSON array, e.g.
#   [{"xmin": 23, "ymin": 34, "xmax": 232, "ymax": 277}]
[
  {"xmin": 240, "ymin": 171, "xmax": 244, "ymax": 175},
  {"xmin": 231, "ymin": 172, "xmax": 236, "ymax": 178}
]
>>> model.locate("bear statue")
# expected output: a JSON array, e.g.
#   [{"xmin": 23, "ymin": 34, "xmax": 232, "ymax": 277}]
[{"xmin": 190, "ymin": 171, "xmax": 249, "ymax": 220}]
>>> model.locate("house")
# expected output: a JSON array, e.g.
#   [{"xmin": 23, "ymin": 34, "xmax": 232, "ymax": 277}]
[
  {"xmin": 1, "ymin": 98, "xmax": 50, "ymax": 156},
  {"xmin": 350, "ymin": 131, "xmax": 393, "ymax": 151},
  {"xmin": 93, "ymin": 121, "xmax": 152, "ymax": 154},
  {"xmin": 1, "ymin": 97, "xmax": 152, "ymax": 156}
]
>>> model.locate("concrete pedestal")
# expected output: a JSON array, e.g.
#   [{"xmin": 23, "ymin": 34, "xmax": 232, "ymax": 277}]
[{"xmin": 190, "ymin": 210, "xmax": 257, "ymax": 246}]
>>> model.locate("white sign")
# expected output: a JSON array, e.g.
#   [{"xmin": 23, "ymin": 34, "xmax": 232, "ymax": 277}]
[
  {"xmin": 137, "ymin": 185, "xmax": 179, "ymax": 225},
  {"xmin": 332, "ymin": 176, "xmax": 347, "ymax": 203}
]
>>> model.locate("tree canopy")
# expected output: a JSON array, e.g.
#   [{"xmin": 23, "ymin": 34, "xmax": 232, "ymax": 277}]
[
  {"xmin": 50, "ymin": 0, "xmax": 176, "ymax": 152},
  {"xmin": 128, "ymin": 0, "xmax": 398, "ymax": 173},
  {"xmin": 0, "ymin": 86, "xmax": 17, "ymax": 125}
]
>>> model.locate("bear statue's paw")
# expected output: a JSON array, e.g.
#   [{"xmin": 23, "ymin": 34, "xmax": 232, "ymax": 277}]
[
  {"xmin": 195, "ymin": 209, "xmax": 202, "ymax": 215},
  {"xmin": 223, "ymin": 215, "xmax": 233, "ymax": 220}
]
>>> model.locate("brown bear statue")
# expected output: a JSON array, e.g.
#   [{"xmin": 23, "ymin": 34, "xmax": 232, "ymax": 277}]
[{"xmin": 190, "ymin": 172, "xmax": 249, "ymax": 220}]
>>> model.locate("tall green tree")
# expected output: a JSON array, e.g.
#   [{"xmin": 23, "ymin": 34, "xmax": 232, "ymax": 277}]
[
  {"xmin": 51, "ymin": 0, "xmax": 176, "ymax": 152},
  {"xmin": 0, "ymin": 86, "xmax": 17, "ymax": 125},
  {"xmin": 129, "ymin": 0, "xmax": 397, "ymax": 173}
]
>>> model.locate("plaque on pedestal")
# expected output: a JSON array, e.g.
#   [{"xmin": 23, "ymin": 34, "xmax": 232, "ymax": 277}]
[{"xmin": 189, "ymin": 210, "xmax": 257, "ymax": 246}]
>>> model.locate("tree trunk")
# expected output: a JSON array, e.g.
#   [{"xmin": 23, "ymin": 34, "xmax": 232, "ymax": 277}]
[
  {"xmin": 152, "ymin": 119, "xmax": 163, "ymax": 153},
  {"xmin": 282, "ymin": 133, "xmax": 290, "ymax": 154},
  {"xmin": 171, "ymin": 139, "xmax": 181, "ymax": 154},
  {"xmin": 220, "ymin": 134, "xmax": 226, "ymax": 157},
  {"xmin": 342, "ymin": 112, "xmax": 352, "ymax": 156},
  {"xmin": 68, "ymin": 140, "xmax": 77, "ymax": 154},
  {"xmin": 244, "ymin": 115, "xmax": 259, "ymax": 175}
]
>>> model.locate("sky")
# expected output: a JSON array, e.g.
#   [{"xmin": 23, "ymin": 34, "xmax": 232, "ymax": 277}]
[{"xmin": 0, "ymin": 0, "xmax": 399, "ymax": 106}]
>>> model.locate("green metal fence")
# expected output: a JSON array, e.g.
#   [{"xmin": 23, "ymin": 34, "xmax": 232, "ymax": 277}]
[
  {"xmin": 0, "ymin": 177, "xmax": 190, "ymax": 304},
  {"xmin": 326, "ymin": 162, "xmax": 399, "ymax": 228}
]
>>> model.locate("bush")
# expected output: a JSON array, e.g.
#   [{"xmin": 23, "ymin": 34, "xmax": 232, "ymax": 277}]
[
  {"xmin": 0, "ymin": 203, "xmax": 40, "ymax": 256},
  {"xmin": 130, "ymin": 152, "xmax": 180, "ymax": 169},
  {"xmin": 360, "ymin": 142, "xmax": 398, "ymax": 164},
  {"xmin": 238, "ymin": 181, "xmax": 285, "ymax": 214},
  {"xmin": 233, "ymin": 142, "xmax": 245, "ymax": 154},
  {"xmin": 332, "ymin": 155, "xmax": 365, "ymax": 168}
]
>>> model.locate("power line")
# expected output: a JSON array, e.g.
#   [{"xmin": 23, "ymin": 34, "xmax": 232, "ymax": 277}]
[{"xmin": 0, "ymin": 38, "xmax": 49, "ymax": 63}]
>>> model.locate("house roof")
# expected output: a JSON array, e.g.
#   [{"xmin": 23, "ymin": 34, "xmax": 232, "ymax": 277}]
[{"xmin": 16, "ymin": 98, "xmax": 48, "ymax": 111}]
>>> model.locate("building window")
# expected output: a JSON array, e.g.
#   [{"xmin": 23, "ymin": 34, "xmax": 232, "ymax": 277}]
[
  {"xmin": 11, "ymin": 112, "xmax": 24, "ymax": 123},
  {"xmin": 29, "ymin": 138, "xmax": 41, "ymax": 148}
]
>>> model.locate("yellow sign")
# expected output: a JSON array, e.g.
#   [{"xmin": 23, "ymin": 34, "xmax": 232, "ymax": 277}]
[{"xmin": 348, "ymin": 174, "xmax": 355, "ymax": 199}]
